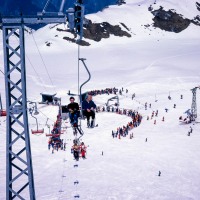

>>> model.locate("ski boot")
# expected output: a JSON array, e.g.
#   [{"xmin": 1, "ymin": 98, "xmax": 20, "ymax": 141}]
[{"xmin": 90, "ymin": 120, "xmax": 94, "ymax": 128}]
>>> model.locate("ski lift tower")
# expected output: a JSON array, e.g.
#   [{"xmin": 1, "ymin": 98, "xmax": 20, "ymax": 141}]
[
  {"xmin": 1, "ymin": 0, "xmax": 84, "ymax": 199},
  {"xmin": 191, "ymin": 86, "xmax": 199, "ymax": 121}
]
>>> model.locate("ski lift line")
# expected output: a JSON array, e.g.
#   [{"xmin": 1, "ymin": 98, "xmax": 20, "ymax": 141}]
[
  {"xmin": 27, "ymin": 100, "xmax": 58, "ymax": 124},
  {"xmin": 13, "ymin": 34, "xmax": 48, "ymax": 92},
  {"xmin": 25, "ymin": 55, "xmax": 48, "ymax": 92},
  {"xmin": 31, "ymin": 33, "xmax": 57, "ymax": 94},
  {"xmin": 0, "ymin": 69, "xmax": 5, "ymax": 75},
  {"xmin": 59, "ymin": 0, "xmax": 66, "ymax": 13},
  {"xmin": 35, "ymin": 107, "xmax": 55, "ymax": 123},
  {"xmin": 42, "ymin": 0, "xmax": 52, "ymax": 14}
]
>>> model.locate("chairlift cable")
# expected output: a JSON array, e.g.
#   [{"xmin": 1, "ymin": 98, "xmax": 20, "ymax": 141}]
[
  {"xmin": 1, "ymin": 64, "xmax": 43, "ymax": 114},
  {"xmin": 36, "ymin": 108, "xmax": 55, "ymax": 123},
  {"xmin": 0, "ymin": 69, "xmax": 4, "ymax": 75},
  {"xmin": 25, "ymin": 55, "xmax": 48, "ymax": 92},
  {"xmin": 38, "ymin": 111, "xmax": 55, "ymax": 123},
  {"xmin": 42, "ymin": 0, "xmax": 52, "ymax": 14},
  {"xmin": 31, "ymin": 32, "xmax": 57, "ymax": 94},
  {"xmin": 13, "ymin": 34, "xmax": 48, "ymax": 92}
]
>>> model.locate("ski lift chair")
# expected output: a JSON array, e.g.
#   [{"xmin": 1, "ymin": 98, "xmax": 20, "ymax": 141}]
[
  {"xmin": 0, "ymin": 110, "xmax": 6, "ymax": 117},
  {"xmin": 61, "ymin": 105, "xmax": 69, "ymax": 120},
  {"xmin": 31, "ymin": 114, "xmax": 44, "ymax": 134},
  {"xmin": 0, "ymin": 94, "xmax": 6, "ymax": 117},
  {"xmin": 29, "ymin": 102, "xmax": 44, "ymax": 134}
]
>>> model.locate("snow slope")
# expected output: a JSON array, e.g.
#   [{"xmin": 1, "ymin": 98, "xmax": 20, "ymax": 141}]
[{"xmin": 0, "ymin": 0, "xmax": 200, "ymax": 199}]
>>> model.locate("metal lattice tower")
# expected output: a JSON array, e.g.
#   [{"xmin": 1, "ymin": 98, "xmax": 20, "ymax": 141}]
[
  {"xmin": 191, "ymin": 87, "xmax": 198, "ymax": 121},
  {"xmin": 1, "ymin": 1, "xmax": 84, "ymax": 198},
  {"xmin": 3, "ymin": 25, "xmax": 36, "ymax": 200}
]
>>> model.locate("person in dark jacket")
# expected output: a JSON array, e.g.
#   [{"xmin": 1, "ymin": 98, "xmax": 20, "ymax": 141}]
[
  {"xmin": 82, "ymin": 95, "xmax": 96, "ymax": 127},
  {"xmin": 67, "ymin": 96, "xmax": 80, "ymax": 127}
]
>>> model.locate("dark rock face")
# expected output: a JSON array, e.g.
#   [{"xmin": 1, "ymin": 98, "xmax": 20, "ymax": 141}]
[
  {"xmin": 192, "ymin": 15, "xmax": 200, "ymax": 26},
  {"xmin": 83, "ymin": 20, "xmax": 131, "ymax": 42},
  {"xmin": 151, "ymin": 7, "xmax": 190, "ymax": 33},
  {"xmin": 63, "ymin": 36, "xmax": 90, "ymax": 46},
  {"xmin": 56, "ymin": 20, "xmax": 131, "ymax": 46}
]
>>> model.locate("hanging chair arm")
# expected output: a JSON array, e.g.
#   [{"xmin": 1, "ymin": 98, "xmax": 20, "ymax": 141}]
[{"xmin": 79, "ymin": 58, "xmax": 91, "ymax": 114}]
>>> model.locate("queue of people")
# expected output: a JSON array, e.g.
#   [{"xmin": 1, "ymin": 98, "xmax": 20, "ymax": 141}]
[
  {"xmin": 112, "ymin": 111, "xmax": 142, "ymax": 139},
  {"xmin": 47, "ymin": 114, "xmax": 66, "ymax": 154},
  {"xmin": 48, "ymin": 137, "xmax": 66, "ymax": 154},
  {"xmin": 88, "ymin": 87, "xmax": 118, "ymax": 96}
]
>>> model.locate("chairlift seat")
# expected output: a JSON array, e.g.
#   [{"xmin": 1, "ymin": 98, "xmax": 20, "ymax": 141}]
[
  {"xmin": 0, "ymin": 110, "xmax": 6, "ymax": 117},
  {"xmin": 31, "ymin": 129, "xmax": 44, "ymax": 134},
  {"xmin": 46, "ymin": 134, "xmax": 61, "ymax": 137}
]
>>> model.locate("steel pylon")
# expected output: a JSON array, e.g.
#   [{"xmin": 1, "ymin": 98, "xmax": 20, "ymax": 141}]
[
  {"xmin": 3, "ymin": 25, "xmax": 36, "ymax": 199},
  {"xmin": 191, "ymin": 87, "xmax": 198, "ymax": 121}
]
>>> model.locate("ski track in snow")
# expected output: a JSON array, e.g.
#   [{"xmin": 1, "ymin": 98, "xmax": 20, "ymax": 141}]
[{"xmin": 147, "ymin": 50, "xmax": 200, "ymax": 70}]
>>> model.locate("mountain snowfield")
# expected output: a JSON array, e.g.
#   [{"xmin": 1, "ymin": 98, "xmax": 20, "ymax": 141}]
[{"xmin": 1, "ymin": 0, "xmax": 200, "ymax": 199}]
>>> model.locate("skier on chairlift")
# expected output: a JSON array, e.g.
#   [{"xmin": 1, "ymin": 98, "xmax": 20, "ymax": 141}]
[
  {"xmin": 67, "ymin": 96, "xmax": 80, "ymax": 127},
  {"xmin": 82, "ymin": 95, "xmax": 96, "ymax": 128}
]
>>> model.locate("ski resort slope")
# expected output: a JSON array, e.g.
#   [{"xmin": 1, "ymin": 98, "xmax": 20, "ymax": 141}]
[{"xmin": 0, "ymin": 0, "xmax": 200, "ymax": 199}]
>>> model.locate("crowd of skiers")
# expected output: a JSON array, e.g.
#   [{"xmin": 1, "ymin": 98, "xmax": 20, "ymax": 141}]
[
  {"xmin": 112, "ymin": 111, "xmax": 142, "ymax": 139},
  {"xmin": 48, "ymin": 137, "xmax": 66, "ymax": 153},
  {"xmin": 47, "ymin": 113, "xmax": 66, "ymax": 154},
  {"xmin": 88, "ymin": 87, "xmax": 118, "ymax": 96},
  {"xmin": 87, "ymin": 87, "xmax": 136, "ymax": 99},
  {"xmin": 51, "ymin": 114, "xmax": 62, "ymax": 134}
]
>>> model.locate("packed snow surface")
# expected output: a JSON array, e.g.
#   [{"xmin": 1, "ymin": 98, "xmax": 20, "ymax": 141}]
[{"xmin": 0, "ymin": 0, "xmax": 200, "ymax": 199}]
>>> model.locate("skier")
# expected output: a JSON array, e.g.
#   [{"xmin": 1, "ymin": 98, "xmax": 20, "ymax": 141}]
[
  {"xmin": 145, "ymin": 102, "xmax": 147, "ymax": 110},
  {"xmin": 67, "ymin": 96, "xmax": 80, "ymax": 127},
  {"xmin": 80, "ymin": 142, "xmax": 87, "ymax": 159},
  {"xmin": 82, "ymin": 95, "xmax": 96, "ymax": 128},
  {"xmin": 48, "ymin": 138, "xmax": 52, "ymax": 150},
  {"xmin": 72, "ymin": 141, "xmax": 80, "ymax": 161},
  {"xmin": 112, "ymin": 130, "xmax": 115, "ymax": 138}
]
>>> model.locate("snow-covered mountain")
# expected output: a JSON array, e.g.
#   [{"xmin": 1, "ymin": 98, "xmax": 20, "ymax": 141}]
[{"xmin": 0, "ymin": 0, "xmax": 200, "ymax": 200}]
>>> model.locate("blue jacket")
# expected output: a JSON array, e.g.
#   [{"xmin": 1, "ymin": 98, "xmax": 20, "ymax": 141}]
[{"xmin": 82, "ymin": 100, "xmax": 96, "ymax": 110}]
